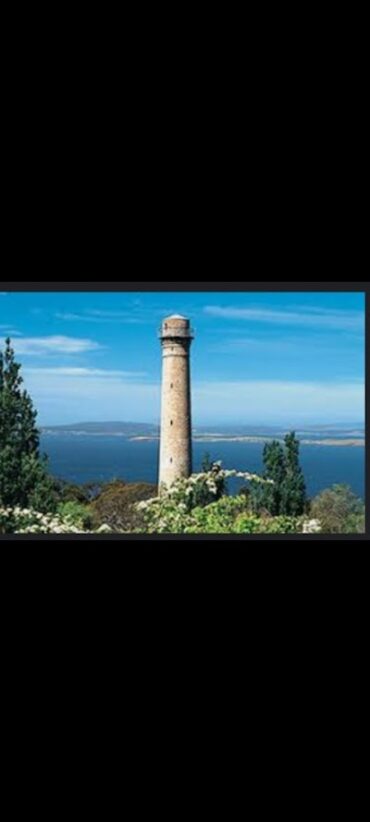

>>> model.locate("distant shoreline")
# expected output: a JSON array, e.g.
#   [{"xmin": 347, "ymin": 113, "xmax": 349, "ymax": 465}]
[
  {"xmin": 300, "ymin": 439, "xmax": 364, "ymax": 447},
  {"xmin": 128, "ymin": 435, "xmax": 364, "ymax": 446},
  {"xmin": 40, "ymin": 430, "xmax": 364, "ymax": 447}
]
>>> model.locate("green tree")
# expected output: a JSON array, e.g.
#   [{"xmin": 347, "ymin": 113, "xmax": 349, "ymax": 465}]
[
  {"xmin": 201, "ymin": 452, "xmax": 213, "ymax": 472},
  {"xmin": 250, "ymin": 432, "xmax": 306, "ymax": 516},
  {"xmin": 0, "ymin": 338, "xmax": 56, "ymax": 511},
  {"xmin": 281, "ymin": 432, "xmax": 306, "ymax": 516},
  {"xmin": 310, "ymin": 484, "xmax": 364, "ymax": 533}
]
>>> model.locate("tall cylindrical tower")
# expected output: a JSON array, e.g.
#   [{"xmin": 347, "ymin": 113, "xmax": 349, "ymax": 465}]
[{"xmin": 158, "ymin": 315, "xmax": 194, "ymax": 490}]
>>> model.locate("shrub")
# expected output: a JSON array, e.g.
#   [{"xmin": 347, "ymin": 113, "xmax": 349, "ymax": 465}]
[
  {"xmin": 310, "ymin": 484, "xmax": 365, "ymax": 533},
  {"xmin": 184, "ymin": 496, "xmax": 250, "ymax": 534},
  {"xmin": 234, "ymin": 514, "xmax": 302, "ymax": 533},
  {"xmin": 0, "ymin": 506, "xmax": 111, "ymax": 534},
  {"xmin": 135, "ymin": 466, "xmax": 272, "ymax": 534},
  {"xmin": 57, "ymin": 501, "xmax": 94, "ymax": 529},
  {"xmin": 54, "ymin": 481, "xmax": 91, "ymax": 504},
  {"xmin": 90, "ymin": 482, "xmax": 157, "ymax": 532}
]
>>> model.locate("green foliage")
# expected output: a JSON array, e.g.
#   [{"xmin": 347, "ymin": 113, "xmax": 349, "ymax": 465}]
[
  {"xmin": 282, "ymin": 432, "xmax": 306, "ymax": 516},
  {"xmin": 310, "ymin": 484, "xmax": 365, "ymax": 533},
  {"xmin": 344, "ymin": 513, "xmax": 366, "ymax": 534},
  {"xmin": 250, "ymin": 432, "xmax": 306, "ymax": 516},
  {"xmin": 54, "ymin": 481, "xmax": 91, "ymax": 504},
  {"xmin": 201, "ymin": 452, "xmax": 213, "ymax": 472},
  {"xmin": 0, "ymin": 339, "xmax": 56, "ymax": 512},
  {"xmin": 183, "ymin": 496, "xmax": 249, "ymax": 533},
  {"xmin": 234, "ymin": 514, "xmax": 301, "ymax": 533},
  {"xmin": 57, "ymin": 501, "xmax": 93, "ymax": 529}
]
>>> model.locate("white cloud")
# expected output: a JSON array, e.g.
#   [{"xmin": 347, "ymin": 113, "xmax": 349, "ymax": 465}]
[
  {"xmin": 25, "ymin": 367, "xmax": 147, "ymax": 378},
  {"xmin": 0, "ymin": 324, "xmax": 21, "ymax": 332},
  {"xmin": 0, "ymin": 292, "xmax": 7, "ymax": 295},
  {"xmin": 22, "ymin": 369, "xmax": 160, "ymax": 424},
  {"xmin": 55, "ymin": 306, "xmax": 187, "ymax": 324},
  {"xmin": 88, "ymin": 310, "xmax": 135, "ymax": 318},
  {"xmin": 21, "ymin": 367, "xmax": 364, "ymax": 426},
  {"xmin": 204, "ymin": 305, "xmax": 364, "ymax": 332},
  {"xmin": 208, "ymin": 337, "xmax": 301, "ymax": 354},
  {"xmin": 55, "ymin": 310, "xmax": 143, "ymax": 324},
  {"xmin": 8, "ymin": 336, "xmax": 103, "ymax": 355},
  {"xmin": 192, "ymin": 380, "xmax": 364, "ymax": 424},
  {"xmin": 207, "ymin": 331, "xmax": 364, "ymax": 356}
]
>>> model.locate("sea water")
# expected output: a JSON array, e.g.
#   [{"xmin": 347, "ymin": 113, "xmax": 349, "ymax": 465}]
[{"xmin": 40, "ymin": 434, "xmax": 365, "ymax": 500}]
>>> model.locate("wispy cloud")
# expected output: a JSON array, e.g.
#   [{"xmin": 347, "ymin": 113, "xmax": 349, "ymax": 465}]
[
  {"xmin": 204, "ymin": 305, "xmax": 364, "ymax": 331},
  {"xmin": 208, "ymin": 337, "xmax": 298, "ymax": 354},
  {"xmin": 0, "ymin": 325, "xmax": 22, "ymax": 336},
  {"xmin": 25, "ymin": 367, "xmax": 147, "ymax": 378},
  {"xmin": 22, "ymin": 369, "xmax": 160, "ymax": 424},
  {"xmin": 207, "ymin": 331, "xmax": 364, "ymax": 356},
  {"xmin": 55, "ymin": 310, "xmax": 143, "ymax": 324},
  {"xmin": 0, "ymin": 292, "xmax": 7, "ymax": 296},
  {"xmin": 88, "ymin": 310, "xmax": 137, "ymax": 319},
  {"xmin": 7, "ymin": 336, "xmax": 103, "ymax": 355},
  {"xmin": 55, "ymin": 306, "xmax": 193, "ymax": 324}
]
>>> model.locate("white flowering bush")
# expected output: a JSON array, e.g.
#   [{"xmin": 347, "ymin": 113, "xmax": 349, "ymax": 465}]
[
  {"xmin": 302, "ymin": 518, "xmax": 321, "ymax": 533},
  {"xmin": 0, "ymin": 506, "xmax": 111, "ymax": 534},
  {"xmin": 135, "ymin": 465, "xmax": 270, "ymax": 533},
  {"xmin": 148, "ymin": 463, "xmax": 270, "ymax": 511},
  {"xmin": 135, "ymin": 465, "xmax": 322, "ymax": 535}
]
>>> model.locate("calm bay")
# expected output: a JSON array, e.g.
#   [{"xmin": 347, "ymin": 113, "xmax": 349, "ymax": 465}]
[{"xmin": 40, "ymin": 433, "xmax": 365, "ymax": 500}]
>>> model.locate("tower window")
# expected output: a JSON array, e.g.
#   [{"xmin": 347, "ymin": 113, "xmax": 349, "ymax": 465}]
[
  {"xmin": 170, "ymin": 420, "xmax": 173, "ymax": 426},
  {"xmin": 170, "ymin": 383, "xmax": 173, "ymax": 388},
  {"xmin": 170, "ymin": 458, "xmax": 173, "ymax": 463}
]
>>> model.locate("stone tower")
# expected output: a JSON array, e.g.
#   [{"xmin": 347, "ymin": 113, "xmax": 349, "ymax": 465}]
[{"xmin": 158, "ymin": 315, "xmax": 194, "ymax": 490}]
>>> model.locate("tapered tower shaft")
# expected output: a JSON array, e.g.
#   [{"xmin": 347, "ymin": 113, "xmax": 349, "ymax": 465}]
[{"xmin": 158, "ymin": 315, "xmax": 194, "ymax": 490}]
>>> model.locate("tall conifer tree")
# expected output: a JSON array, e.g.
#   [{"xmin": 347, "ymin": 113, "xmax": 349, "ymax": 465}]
[
  {"xmin": 250, "ymin": 432, "xmax": 306, "ymax": 516},
  {"xmin": 0, "ymin": 338, "xmax": 55, "ymax": 510}
]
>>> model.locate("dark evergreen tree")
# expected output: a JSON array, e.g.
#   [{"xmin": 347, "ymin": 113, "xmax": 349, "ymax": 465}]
[
  {"xmin": 250, "ymin": 432, "xmax": 306, "ymax": 516},
  {"xmin": 281, "ymin": 432, "xmax": 306, "ymax": 516},
  {"xmin": 201, "ymin": 452, "xmax": 213, "ymax": 472},
  {"xmin": 262, "ymin": 439, "xmax": 286, "ymax": 515},
  {"xmin": 0, "ymin": 338, "xmax": 56, "ymax": 511}
]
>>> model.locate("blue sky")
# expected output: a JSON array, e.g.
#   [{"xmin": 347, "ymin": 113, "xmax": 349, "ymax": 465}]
[{"xmin": 0, "ymin": 291, "xmax": 365, "ymax": 426}]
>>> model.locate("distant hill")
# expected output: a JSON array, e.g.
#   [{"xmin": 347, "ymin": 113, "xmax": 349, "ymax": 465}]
[{"xmin": 40, "ymin": 421, "xmax": 159, "ymax": 436}]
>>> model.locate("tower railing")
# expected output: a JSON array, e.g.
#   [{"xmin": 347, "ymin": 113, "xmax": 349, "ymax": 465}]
[{"xmin": 158, "ymin": 326, "xmax": 194, "ymax": 340}]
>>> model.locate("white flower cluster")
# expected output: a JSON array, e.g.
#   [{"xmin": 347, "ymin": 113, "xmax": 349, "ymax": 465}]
[
  {"xmin": 135, "ymin": 463, "xmax": 273, "ymax": 530},
  {"xmin": 138, "ymin": 465, "xmax": 271, "ymax": 508},
  {"xmin": 0, "ymin": 506, "xmax": 111, "ymax": 535},
  {"xmin": 302, "ymin": 518, "xmax": 321, "ymax": 534}
]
